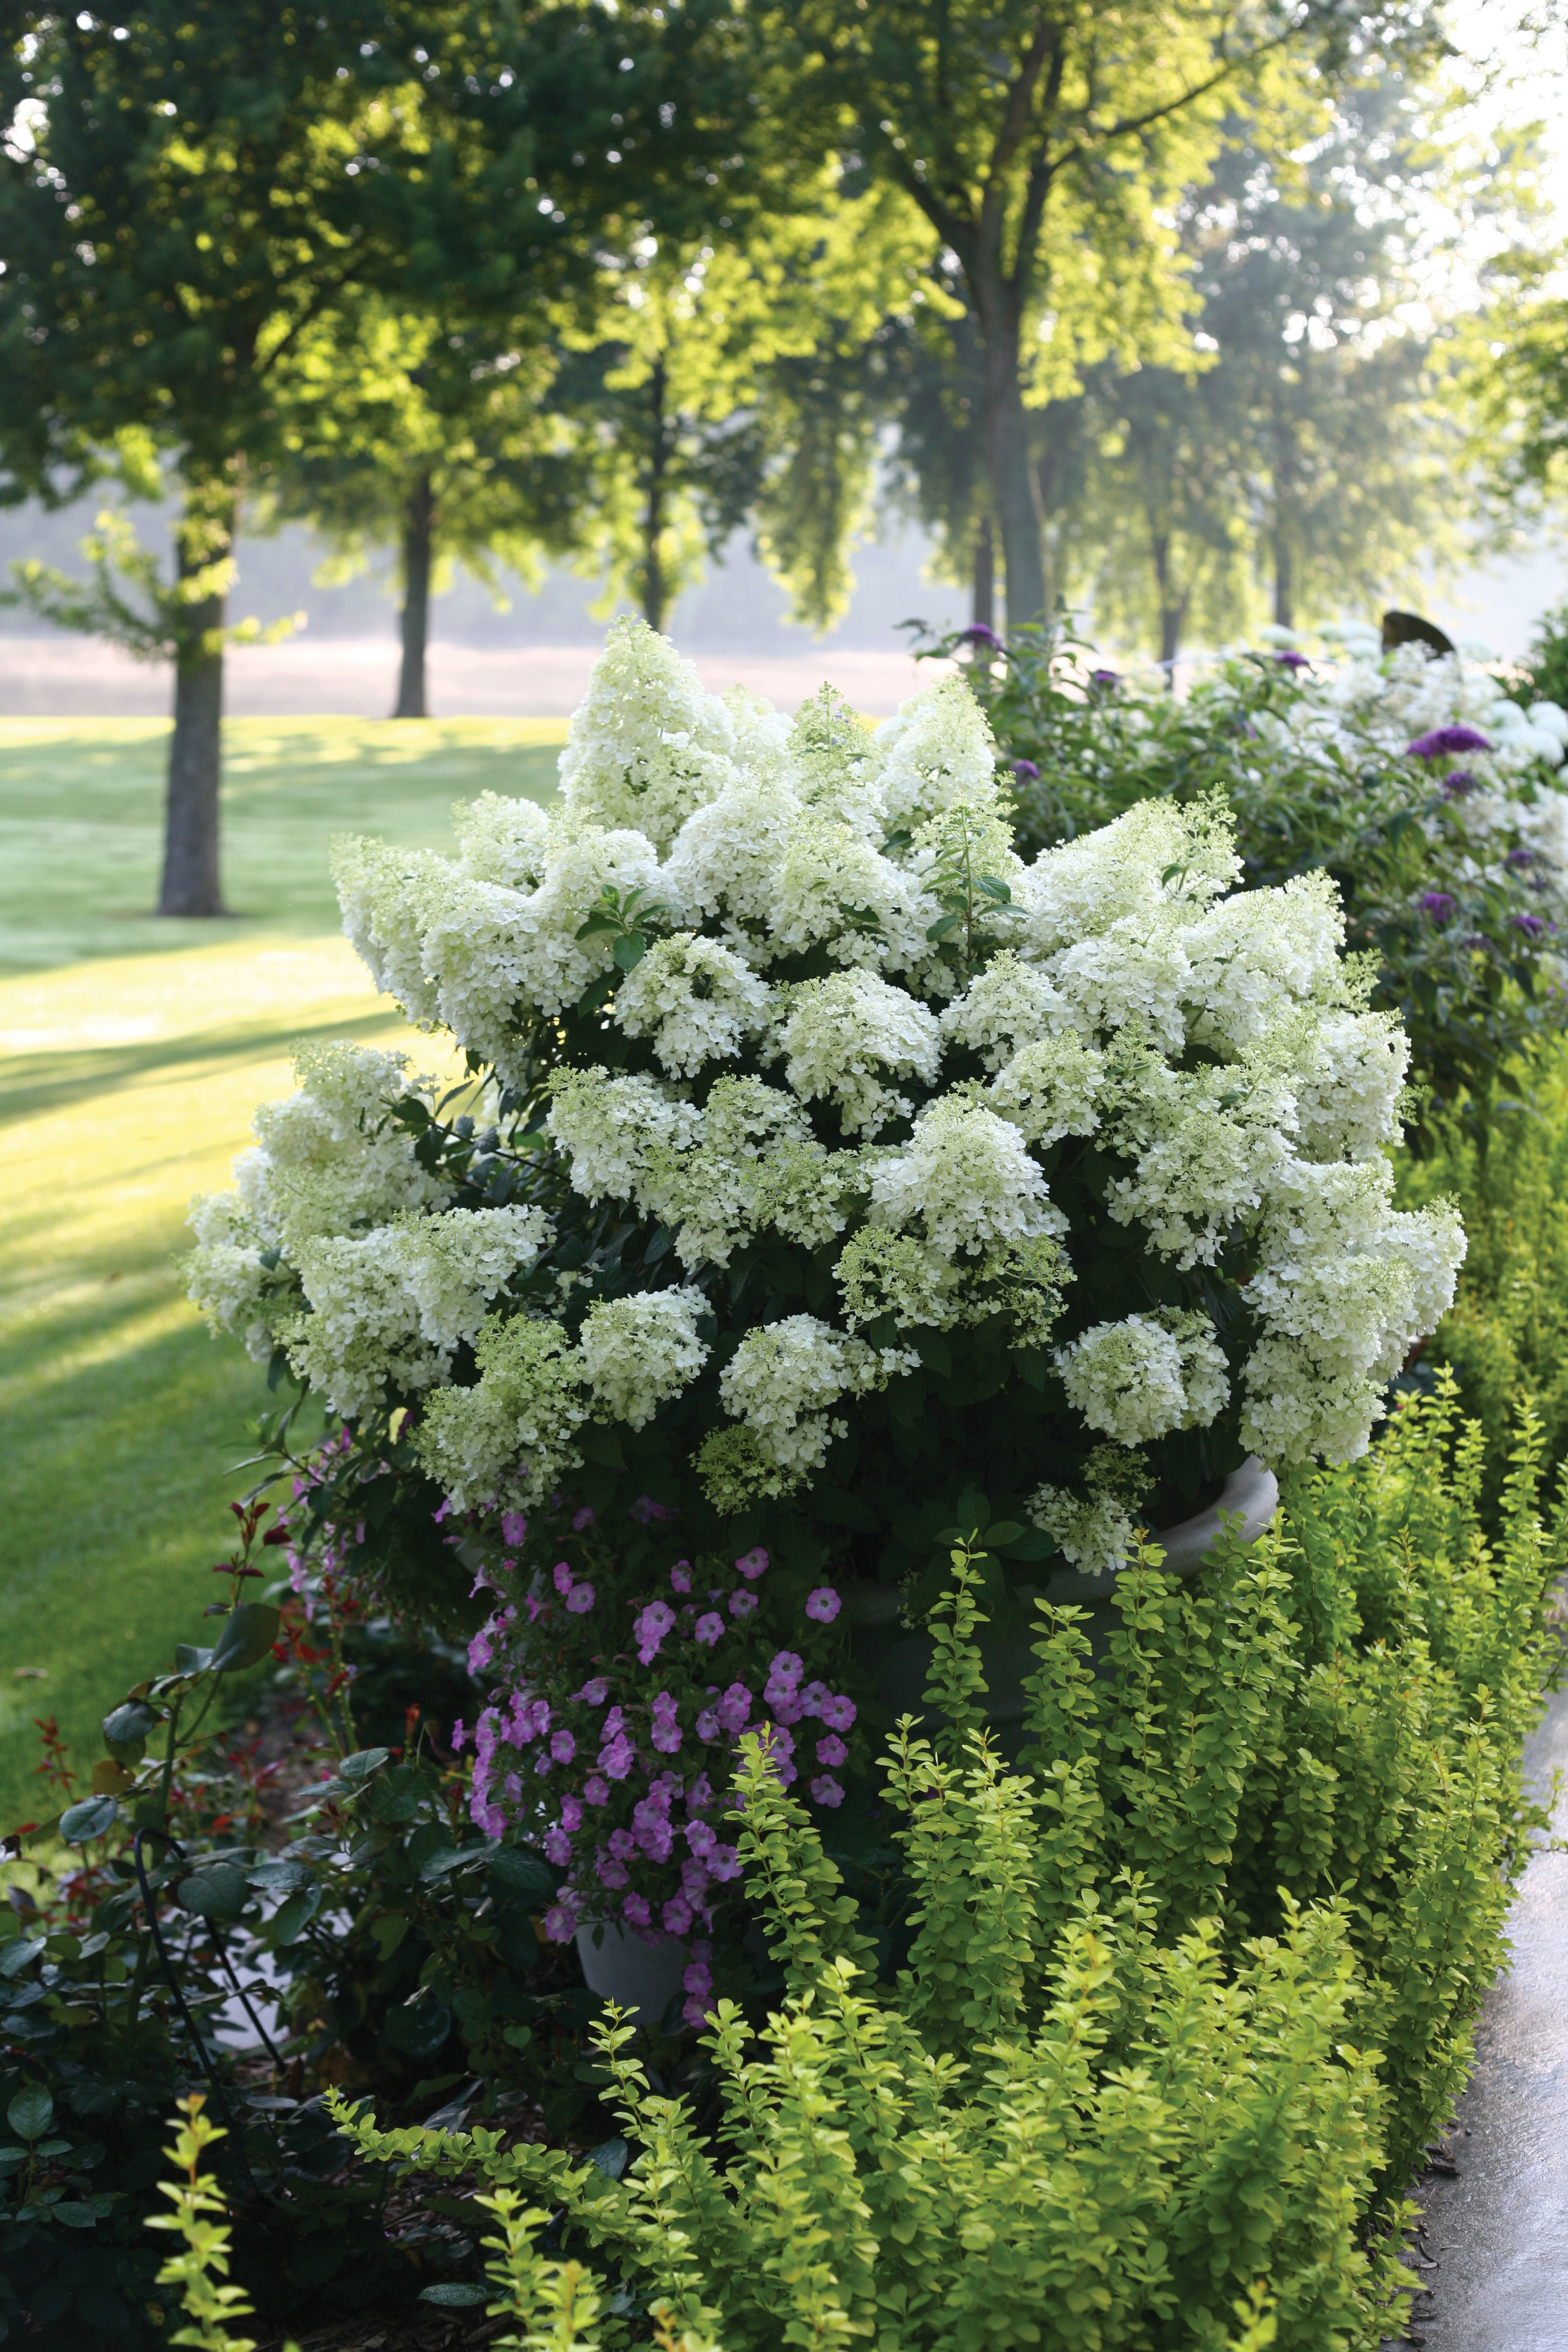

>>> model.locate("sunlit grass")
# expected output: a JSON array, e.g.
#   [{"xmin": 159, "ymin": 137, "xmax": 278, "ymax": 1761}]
[
  {"xmin": 0, "ymin": 713, "xmax": 565, "ymax": 974},
  {"xmin": 0, "ymin": 718, "xmax": 563, "ymax": 1828}
]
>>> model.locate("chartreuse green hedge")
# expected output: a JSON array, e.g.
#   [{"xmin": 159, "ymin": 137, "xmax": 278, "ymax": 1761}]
[{"xmin": 334, "ymin": 1374, "xmax": 1561, "ymax": 2352}]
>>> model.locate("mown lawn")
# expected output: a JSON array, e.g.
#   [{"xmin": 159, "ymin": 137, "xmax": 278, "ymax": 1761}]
[{"xmin": 0, "ymin": 717, "xmax": 564, "ymax": 1829}]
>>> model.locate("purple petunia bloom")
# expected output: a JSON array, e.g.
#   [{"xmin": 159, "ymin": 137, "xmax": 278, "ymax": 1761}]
[
  {"xmin": 735, "ymin": 1546, "xmax": 769, "ymax": 1579},
  {"xmin": 804, "ymin": 1585, "xmax": 842, "ymax": 1623},
  {"xmin": 958, "ymin": 622, "xmax": 1002, "ymax": 648},
  {"xmin": 1406, "ymin": 725, "xmax": 1492, "ymax": 760},
  {"xmin": 1420, "ymin": 892, "xmax": 1457, "ymax": 923},
  {"xmin": 633, "ymin": 1599, "xmax": 676, "ymax": 1663},
  {"xmin": 810, "ymin": 1775, "xmax": 845, "ymax": 1808},
  {"xmin": 1012, "ymin": 758, "xmax": 1041, "ymax": 781},
  {"xmin": 694, "ymin": 1611, "xmax": 724, "ymax": 1647},
  {"xmin": 1273, "ymin": 649, "xmax": 1310, "ymax": 669},
  {"xmin": 727, "ymin": 1589, "xmax": 758, "ymax": 1619}
]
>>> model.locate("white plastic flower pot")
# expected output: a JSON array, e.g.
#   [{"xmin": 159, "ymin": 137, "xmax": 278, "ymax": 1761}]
[
  {"xmin": 849, "ymin": 1456, "xmax": 1279, "ymax": 1759},
  {"xmin": 574, "ymin": 1920, "xmax": 689, "ymax": 2026}
]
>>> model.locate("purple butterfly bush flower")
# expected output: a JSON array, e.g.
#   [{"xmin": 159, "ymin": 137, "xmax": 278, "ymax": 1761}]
[
  {"xmin": 1088, "ymin": 667, "xmax": 1120, "ymax": 691},
  {"xmin": 1406, "ymin": 725, "xmax": 1492, "ymax": 760},
  {"xmin": 1420, "ymin": 892, "xmax": 1457, "ymax": 925},
  {"xmin": 1513, "ymin": 913, "xmax": 1553, "ymax": 937},
  {"xmin": 1507, "ymin": 848, "xmax": 1537, "ymax": 869},
  {"xmin": 1461, "ymin": 933, "xmax": 1494, "ymax": 953},
  {"xmin": 958, "ymin": 622, "xmax": 1002, "ymax": 649},
  {"xmin": 1012, "ymin": 758, "xmax": 1041, "ymax": 782},
  {"xmin": 1442, "ymin": 769, "xmax": 1479, "ymax": 799},
  {"xmin": 1273, "ymin": 649, "xmax": 1311, "ymax": 670}
]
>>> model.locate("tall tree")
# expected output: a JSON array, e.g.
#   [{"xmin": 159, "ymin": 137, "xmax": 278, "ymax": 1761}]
[
  {"xmin": 771, "ymin": 0, "xmax": 1438, "ymax": 628},
  {"xmin": 554, "ymin": 182, "xmax": 923, "ymax": 633},
  {"xmin": 0, "ymin": 0, "xmax": 744, "ymax": 912},
  {"xmin": 1050, "ymin": 81, "xmax": 1471, "ymax": 660},
  {"xmin": 265, "ymin": 306, "xmax": 577, "ymax": 720}
]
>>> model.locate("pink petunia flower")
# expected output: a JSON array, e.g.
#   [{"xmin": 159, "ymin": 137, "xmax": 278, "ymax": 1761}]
[
  {"xmin": 804, "ymin": 1586, "xmax": 841, "ymax": 1623},
  {"xmin": 736, "ymin": 1547, "xmax": 769, "ymax": 1579},
  {"xmin": 633, "ymin": 1599, "xmax": 677, "ymax": 1664}
]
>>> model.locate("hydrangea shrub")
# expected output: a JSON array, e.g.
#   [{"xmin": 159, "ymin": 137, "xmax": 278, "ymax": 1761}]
[
  {"xmin": 925, "ymin": 614, "xmax": 1568, "ymax": 1146},
  {"xmin": 188, "ymin": 619, "xmax": 1463, "ymax": 1966}
]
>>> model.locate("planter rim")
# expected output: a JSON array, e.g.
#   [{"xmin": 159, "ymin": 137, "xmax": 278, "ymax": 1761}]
[{"xmin": 847, "ymin": 1455, "xmax": 1279, "ymax": 1624}]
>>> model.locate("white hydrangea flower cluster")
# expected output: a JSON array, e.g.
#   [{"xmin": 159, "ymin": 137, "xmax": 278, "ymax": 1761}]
[
  {"xmin": 1027, "ymin": 1446, "xmax": 1151, "ymax": 1576},
  {"xmin": 776, "ymin": 970, "xmax": 941, "ymax": 1135},
  {"xmin": 579, "ymin": 1290, "xmax": 711, "ymax": 1429},
  {"xmin": 717, "ymin": 1315, "xmax": 918, "ymax": 1483},
  {"xmin": 185, "ymin": 1042, "xmax": 450, "ymax": 1358},
  {"xmin": 1055, "ymin": 1311, "xmax": 1230, "ymax": 1448},
  {"xmin": 612, "ymin": 933, "xmax": 769, "ymax": 1076},
  {"xmin": 193, "ymin": 618, "xmax": 1467, "ymax": 1548},
  {"xmin": 282, "ymin": 1204, "xmax": 553, "ymax": 1419}
]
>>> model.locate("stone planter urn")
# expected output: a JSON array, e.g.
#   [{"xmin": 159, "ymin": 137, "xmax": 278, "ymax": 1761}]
[{"xmin": 846, "ymin": 1456, "xmax": 1279, "ymax": 1762}]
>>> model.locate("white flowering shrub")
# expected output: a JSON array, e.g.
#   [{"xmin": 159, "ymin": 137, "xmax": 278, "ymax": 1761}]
[
  {"xmin": 938, "ymin": 614, "xmax": 1568, "ymax": 1149},
  {"xmin": 187, "ymin": 618, "xmax": 1464, "ymax": 1974}
]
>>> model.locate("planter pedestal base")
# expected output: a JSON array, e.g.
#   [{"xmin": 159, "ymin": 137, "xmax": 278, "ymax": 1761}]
[{"xmin": 575, "ymin": 1921, "xmax": 688, "ymax": 2026}]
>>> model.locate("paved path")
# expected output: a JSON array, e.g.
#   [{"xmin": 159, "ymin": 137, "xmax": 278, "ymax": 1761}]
[{"xmin": 1403, "ymin": 1678, "xmax": 1568, "ymax": 2349}]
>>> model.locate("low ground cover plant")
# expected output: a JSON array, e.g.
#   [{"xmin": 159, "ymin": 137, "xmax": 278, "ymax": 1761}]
[
  {"xmin": 914, "ymin": 615, "xmax": 1568, "ymax": 1146},
  {"xmin": 334, "ymin": 1382, "xmax": 1560, "ymax": 2348},
  {"xmin": 184, "ymin": 619, "xmax": 1462, "ymax": 1977}
]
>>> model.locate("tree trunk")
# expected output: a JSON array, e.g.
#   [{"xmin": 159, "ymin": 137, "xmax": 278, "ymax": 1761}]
[
  {"xmin": 158, "ymin": 489, "xmax": 233, "ymax": 918},
  {"xmin": 393, "ymin": 472, "xmax": 435, "ymax": 719},
  {"xmin": 642, "ymin": 359, "xmax": 670, "ymax": 633},
  {"xmin": 979, "ymin": 311, "xmax": 1046, "ymax": 629},
  {"xmin": 1151, "ymin": 533, "xmax": 1184, "ymax": 682},
  {"xmin": 1272, "ymin": 527, "xmax": 1293, "ymax": 631},
  {"xmin": 971, "ymin": 519, "xmax": 996, "ymax": 629}
]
